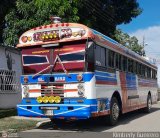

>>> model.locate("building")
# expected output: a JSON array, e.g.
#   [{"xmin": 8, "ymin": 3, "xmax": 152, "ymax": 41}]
[{"xmin": 0, "ymin": 46, "xmax": 22, "ymax": 108}]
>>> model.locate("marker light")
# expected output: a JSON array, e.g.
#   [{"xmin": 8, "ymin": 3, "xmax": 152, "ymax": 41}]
[
  {"xmin": 27, "ymin": 36, "xmax": 32, "ymax": 41},
  {"xmin": 21, "ymin": 36, "xmax": 28, "ymax": 43},
  {"xmin": 42, "ymin": 96, "xmax": 49, "ymax": 103},
  {"xmin": 23, "ymin": 77, "xmax": 29, "ymax": 83},
  {"xmin": 37, "ymin": 96, "xmax": 43, "ymax": 103},
  {"xmin": 49, "ymin": 33, "xmax": 53, "ymax": 39},
  {"xmin": 53, "ymin": 33, "xmax": 57, "ymax": 38},
  {"xmin": 77, "ymin": 74, "xmax": 83, "ymax": 81},
  {"xmin": 54, "ymin": 96, "xmax": 61, "ymax": 103}
]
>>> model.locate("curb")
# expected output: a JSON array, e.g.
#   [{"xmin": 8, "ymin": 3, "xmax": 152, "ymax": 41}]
[{"xmin": 36, "ymin": 119, "xmax": 51, "ymax": 128}]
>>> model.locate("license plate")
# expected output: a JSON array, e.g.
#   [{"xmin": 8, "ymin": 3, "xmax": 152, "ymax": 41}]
[{"xmin": 43, "ymin": 110, "xmax": 53, "ymax": 116}]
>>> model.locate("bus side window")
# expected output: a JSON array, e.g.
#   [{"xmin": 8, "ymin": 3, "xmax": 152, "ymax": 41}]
[
  {"xmin": 152, "ymin": 69, "xmax": 157, "ymax": 79},
  {"xmin": 87, "ymin": 44, "xmax": 94, "ymax": 71},
  {"xmin": 95, "ymin": 45, "xmax": 101, "ymax": 66},
  {"xmin": 108, "ymin": 50, "xmax": 115, "ymax": 68},
  {"xmin": 115, "ymin": 53, "xmax": 119, "ymax": 69},
  {"xmin": 100, "ymin": 47, "xmax": 106, "ymax": 67},
  {"xmin": 122, "ymin": 56, "xmax": 127, "ymax": 72},
  {"xmin": 119, "ymin": 55, "xmax": 122, "ymax": 70},
  {"xmin": 95, "ymin": 45, "xmax": 106, "ymax": 67},
  {"xmin": 87, "ymin": 44, "xmax": 94, "ymax": 62},
  {"xmin": 128, "ymin": 59, "xmax": 134, "ymax": 73}
]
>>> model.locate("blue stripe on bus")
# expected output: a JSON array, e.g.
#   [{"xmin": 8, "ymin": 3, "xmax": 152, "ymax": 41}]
[
  {"xmin": 95, "ymin": 70, "xmax": 116, "ymax": 78},
  {"xmin": 126, "ymin": 73, "xmax": 137, "ymax": 90},
  {"xmin": 20, "ymin": 73, "xmax": 94, "ymax": 84},
  {"xmin": 95, "ymin": 76, "xmax": 117, "ymax": 82},
  {"xmin": 95, "ymin": 71, "xmax": 117, "ymax": 84}
]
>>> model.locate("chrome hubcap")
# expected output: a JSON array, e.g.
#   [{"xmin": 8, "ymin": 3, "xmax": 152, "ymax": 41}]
[
  {"xmin": 112, "ymin": 103, "xmax": 119, "ymax": 120},
  {"xmin": 148, "ymin": 98, "xmax": 152, "ymax": 110}
]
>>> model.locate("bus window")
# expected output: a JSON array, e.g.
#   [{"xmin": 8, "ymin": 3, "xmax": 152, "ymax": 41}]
[
  {"xmin": 23, "ymin": 55, "xmax": 49, "ymax": 66},
  {"xmin": 115, "ymin": 53, "xmax": 119, "ymax": 69},
  {"xmin": 122, "ymin": 56, "xmax": 127, "ymax": 71},
  {"xmin": 59, "ymin": 51, "xmax": 85, "ymax": 62},
  {"xmin": 119, "ymin": 55, "xmax": 122, "ymax": 70},
  {"xmin": 128, "ymin": 59, "xmax": 134, "ymax": 73},
  {"xmin": 95, "ymin": 45, "xmax": 106, "ymax": 67},
  {"xmin": 87, "ymin": 44, "xmax": 94, "ymax": 71},
  {"xmin": 108, "ymin": 50, "xmax": 115, "ymax": 68},
  {"xmin": 141, "ymin": 65, "xmax": 145, "ymax": 77},
  {"xmin": 152, "ymin": 69, "xmax": 157, "ymax": 79},
  {"xmin": 146, "ymin": 67, "xmax": 151, "ymax": 78}
]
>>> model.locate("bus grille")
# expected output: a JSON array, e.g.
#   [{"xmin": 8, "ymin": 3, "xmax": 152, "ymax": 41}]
[{"xmin": 41, "ymin": 84, "xmax": 64, "ymax": 98}]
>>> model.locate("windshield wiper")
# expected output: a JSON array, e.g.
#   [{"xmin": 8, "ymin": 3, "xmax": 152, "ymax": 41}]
[
  {"xmin": 32, "ymin": 65, "xmax": 53, "ymax": 78},
  {"xmin": 53, "ymin": 54, "xmax": 70, "ymax": 77}
]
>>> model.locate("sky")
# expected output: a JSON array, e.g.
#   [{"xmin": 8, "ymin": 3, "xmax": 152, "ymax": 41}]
[
  {"xmin": 118, "ymin": 0, "xmax": 160, "ymax": 85},
  {"xmin": 118, "ymin": 0, "xmax": 160, "ymax": 62}
]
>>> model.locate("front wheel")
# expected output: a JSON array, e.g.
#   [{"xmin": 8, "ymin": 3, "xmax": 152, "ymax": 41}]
[{"xmin": 107, "ymin": 97, "xmax": 120, "ymax": 126}]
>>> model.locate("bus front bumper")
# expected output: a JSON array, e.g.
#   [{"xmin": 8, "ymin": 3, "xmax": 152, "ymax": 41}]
[{"xmin": 17, "ymin": 103, "xmax": 94, "ymax": 120}]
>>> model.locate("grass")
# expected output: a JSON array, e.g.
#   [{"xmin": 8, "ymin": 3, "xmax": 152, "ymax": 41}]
[
  {"xmin": 0, "ymin": 109, "xmax": 38, "ymax": 132},
  {"xmin": 0, "ymin": 117, "xmax": 38, "ymax": 132},
  {"xmin": 0, "ymin": 109, "xmax": 17, "ymax": 119}
]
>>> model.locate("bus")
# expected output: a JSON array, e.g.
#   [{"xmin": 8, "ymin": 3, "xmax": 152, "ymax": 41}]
[{"xmin": 17, "ymin": 17, "xmax": 157, "ymax": 125}]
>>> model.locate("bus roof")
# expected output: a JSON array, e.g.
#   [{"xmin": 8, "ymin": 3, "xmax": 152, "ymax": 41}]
[
  {"xmin": 17, "ymin": 22, "xmax": 157, "ymax": 69},
  {"xmin": 16, "ymin": 23, "xmax": 93, "ymax": 48}
]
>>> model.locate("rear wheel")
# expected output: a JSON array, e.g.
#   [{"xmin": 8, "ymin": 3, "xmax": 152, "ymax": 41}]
[
  {"xmin": 107, "ymin": 97, "xmax": 120, "ymax": 126},
  {"xmin": 144, "ymin": 94, "xmax": 152, "ymax": 113}
]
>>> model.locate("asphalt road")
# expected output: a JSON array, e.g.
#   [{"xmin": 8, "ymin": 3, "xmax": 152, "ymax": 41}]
[{"xmin": 20, "ymin": 102, "xmax": 160, "ymax": 138}]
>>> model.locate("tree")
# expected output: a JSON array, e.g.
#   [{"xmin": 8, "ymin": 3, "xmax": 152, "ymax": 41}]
[
  {"xmin": 3, "ymin": 0, "xmax": 80, "ymax": 46},
  {"xmin": 0, "ymin": 0, "xmax": 16, "ymax": 44},
  {"xmin": 114, "ymin": 29, "xmax": 145, "ymax": 56},
  {"xmin": 79, "ymin": 0, "xmax": 142, "ymax": 37},
  {"xmin": 3, "ymin": 0, "xmax": 142, "ymax": 46}
]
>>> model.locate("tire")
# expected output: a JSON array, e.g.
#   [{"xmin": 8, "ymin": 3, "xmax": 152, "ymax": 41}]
[
  {"xmin": 107, "ymin": 97, "xmax": 120, "ymax": 126},
  {"xmin": 144, "ymin": 94, "xmax": 152, "ymax": 113}
]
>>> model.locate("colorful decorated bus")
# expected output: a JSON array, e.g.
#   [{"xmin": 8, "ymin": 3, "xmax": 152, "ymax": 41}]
[{"xmin": 17, "ymin": 17, "xmax": 157, "ymax": 125}]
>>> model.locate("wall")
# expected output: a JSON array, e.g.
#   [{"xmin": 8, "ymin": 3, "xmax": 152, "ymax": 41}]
[{"xmin": 0, "ymin": 46, "xmax": 22, "ymax": 109}]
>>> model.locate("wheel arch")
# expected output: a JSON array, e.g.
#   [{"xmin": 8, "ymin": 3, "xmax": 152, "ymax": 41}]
[{"xmin": 111, "ymin": 91, "xmax": 122, "ymax": 112}]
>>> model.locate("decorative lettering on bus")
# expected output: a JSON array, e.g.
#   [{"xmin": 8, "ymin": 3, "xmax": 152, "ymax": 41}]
[
  {"xmin": 32, "ymin": 50, "xmax": 49, "ymax": 54},
  {"xmin": 54, "ymin": 77, "xmax": 66, "ymax": 82},
  {"xmin": 55, "ymin": 48, "xmax": 74, "ymax": 52},
  {"xmin": 33, "ymin": 28, "xmax": 72, "ymax": 42}
]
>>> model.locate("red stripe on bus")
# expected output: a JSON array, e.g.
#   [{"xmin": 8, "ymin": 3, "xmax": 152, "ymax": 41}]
[
  {"xmin": 119, "ymin": 72, "xmax": 128, "ymax": 112},
  {"xmin": 29, "ymin": 89, "xmax": 41, "ymax": 93}
]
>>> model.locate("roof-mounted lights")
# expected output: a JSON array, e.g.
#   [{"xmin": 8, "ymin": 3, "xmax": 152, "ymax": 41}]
[
  {"xmin": 21, "ymin": 36, "xmax": 32, "ymax": 43},
  {"xmin": 32, "ymin": 27, "xmax": 86, "ymax": 42}
]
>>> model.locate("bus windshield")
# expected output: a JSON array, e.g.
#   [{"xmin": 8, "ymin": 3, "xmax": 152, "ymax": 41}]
[{"xmin": 21, "ymin": 41, "xmax": 86, "ymax": 74}]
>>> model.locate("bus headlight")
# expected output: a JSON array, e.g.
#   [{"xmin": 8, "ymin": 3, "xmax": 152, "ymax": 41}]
[
  {"xmin": 77, "ymin": 84, "xmax": 85, "ymax": 96},
  {"xmin": 23, "ymin": 85, "xmax": 29, "ymax": 97}
]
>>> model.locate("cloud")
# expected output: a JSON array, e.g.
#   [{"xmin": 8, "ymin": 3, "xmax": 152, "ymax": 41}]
[{"xmin": 129, "ymin": 25, "xmax": 160, "ymax": 61}]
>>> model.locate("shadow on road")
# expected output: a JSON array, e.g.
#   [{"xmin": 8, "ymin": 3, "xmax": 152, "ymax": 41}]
[{"xmin": 37, "ymin": 104, "xmax": 160, "ymax": 132}]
